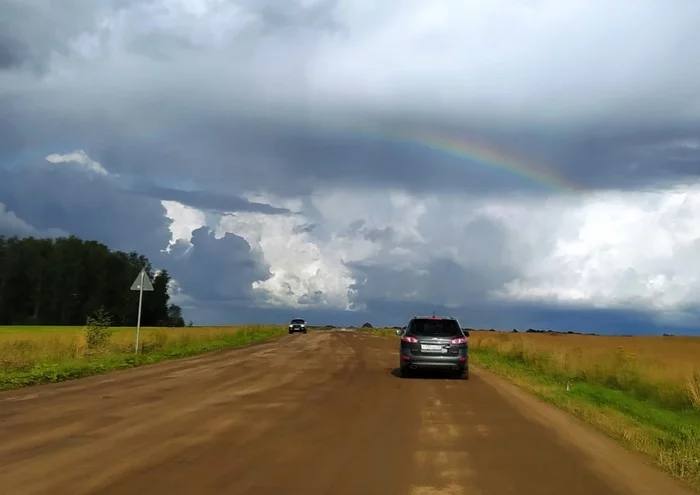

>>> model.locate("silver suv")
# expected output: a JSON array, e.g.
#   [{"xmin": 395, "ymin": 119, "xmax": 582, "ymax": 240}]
[{"xmin": 395, "ymin": 316, "xmax": 469, "ymax": 379}]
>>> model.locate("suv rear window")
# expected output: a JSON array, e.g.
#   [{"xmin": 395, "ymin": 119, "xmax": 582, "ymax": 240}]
[
  {"xmin": 410, "ymin": 319, "xmax": 462, "ymax": 337},
  {"xmin": 291, "ymin": 319, "xmax": 305, "ymax": 324}
]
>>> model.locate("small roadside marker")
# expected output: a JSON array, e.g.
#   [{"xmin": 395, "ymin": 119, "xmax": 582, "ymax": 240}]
[{"xmin": 130, "ymin": 269, "xmax": 154, "ymax": 354}]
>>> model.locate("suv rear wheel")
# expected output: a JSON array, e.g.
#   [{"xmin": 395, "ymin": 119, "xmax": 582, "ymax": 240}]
[{"xmin": 454, "ymin": 368, "xmax": 469, "ymax": 380}]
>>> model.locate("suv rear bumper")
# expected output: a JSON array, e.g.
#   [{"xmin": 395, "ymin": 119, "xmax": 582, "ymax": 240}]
[{"xmin": 400, "ymin": 352, "xmax": 468, "ymax": 371}]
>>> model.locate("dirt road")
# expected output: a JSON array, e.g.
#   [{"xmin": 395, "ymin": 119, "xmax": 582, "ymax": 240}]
[{"xmin": 0, "ymin": 331, "xmax": 694, "ymax": 495}]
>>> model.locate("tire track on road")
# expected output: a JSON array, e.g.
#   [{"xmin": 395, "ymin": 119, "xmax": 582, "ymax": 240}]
[{"xmin": 407, "ymin": 378, "xmax": 480, "ymax": 495}]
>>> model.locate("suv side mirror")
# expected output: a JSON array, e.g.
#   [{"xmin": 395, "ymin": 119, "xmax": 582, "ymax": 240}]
[
  {"xmin": 463, "ymin": 329, "xmax": 470, "ymax": 337},
  {"xmin": 395, "ymin": 328, "xmax": 404, "ymax": 336}
]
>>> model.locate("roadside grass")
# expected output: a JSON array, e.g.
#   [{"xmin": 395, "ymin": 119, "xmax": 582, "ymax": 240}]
[
  {"xmin": 0, "ymin": 325, "xmax": 285, "ymax": 391},
  {"xmin": 0, "ymin": 325, "xmax": 83, "ymax": 337},
  {"xmin": 364, "ymin": 328, "xmax": 398, "ymax": 337},
  {"xmin": 0, "ymin": 325, "xmax": 256, "ymax": 340},
  {"xmin": 469, "ymin": 331, "xmax": 700, "ymax": 490}
]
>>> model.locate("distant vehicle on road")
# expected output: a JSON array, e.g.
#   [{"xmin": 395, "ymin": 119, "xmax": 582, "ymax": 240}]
[
  {"xmin": 289, "ymin": 318, "xmax": 307, "ymax": 334},
  {"xmin": 395, "ymin": 316, "xmax": 469, "ymax": 379}
]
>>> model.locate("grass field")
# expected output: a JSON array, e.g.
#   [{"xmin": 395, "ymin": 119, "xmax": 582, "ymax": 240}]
[
  {"xmin": 0, "ymin": 324, "xmax": 286, "ymax": 391},
  {"xmin": 467, "ymin": 330, "xmax": 700, "ymax": 490}
]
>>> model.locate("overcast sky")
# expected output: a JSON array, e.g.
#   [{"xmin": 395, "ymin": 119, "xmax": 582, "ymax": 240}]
[{"xmin": 2, "ymin": 0, "xmax": 700, "ymax": 334}]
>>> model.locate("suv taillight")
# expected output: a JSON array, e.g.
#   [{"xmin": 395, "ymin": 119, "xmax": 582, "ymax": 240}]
[
  {"xmin": 402, "ymin": 335, "xmax": 418, "ymax": 343},
  {"xmin": 451, "ymin": 337, "xmax": 467, "ymax": 344}
]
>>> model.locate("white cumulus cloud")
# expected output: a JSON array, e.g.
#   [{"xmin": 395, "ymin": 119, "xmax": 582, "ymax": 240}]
[
  {"xmin": 155, "ymin": 182, "xmax": 700, "ymax": 320},
  {"xmin": 161, "ymin": 200, "xmax": 207, "ymax": 253},
  {"xmin": 45, "ymin": 150, "xmax": 110, "ymax": 176},
  {"xmin": 491, "ymin": 185, "xmax": 700, "ymax": 311}
]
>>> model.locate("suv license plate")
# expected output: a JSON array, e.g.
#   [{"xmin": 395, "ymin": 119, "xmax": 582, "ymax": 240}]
[{"xmin": 421, "ymin": 344, "xmax": 446, "ymax": 353}]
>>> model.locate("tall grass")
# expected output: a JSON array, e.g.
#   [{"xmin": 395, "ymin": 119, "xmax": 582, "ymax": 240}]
[
  {"xmin": 688, "ymin": 371, "xmax": 700, "ymax": 410},
  {"xmin": 0, "ymin": 325, "xmax": 285, "ymax": 390},
  {"xmin": 470, "ymin": 332, "xmax": 700, "ymax": 411}
]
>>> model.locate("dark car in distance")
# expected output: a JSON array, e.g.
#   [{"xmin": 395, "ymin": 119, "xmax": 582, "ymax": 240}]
[
  {"xmin": 396, "ymin": 316, "xmax": 469, "ymax": 379},
  {"xmin": 289, "ymin": 318, "xmax": 307, "ymax": 334}
]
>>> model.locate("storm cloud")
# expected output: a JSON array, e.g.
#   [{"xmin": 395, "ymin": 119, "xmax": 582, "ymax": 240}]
[
  {"xmin": 161, "ymin": 226, "xmax": 271, "ymax": 305},
  {"xmin": 2, "ymin": 0, "xmax": 700, "ymax": 333}
]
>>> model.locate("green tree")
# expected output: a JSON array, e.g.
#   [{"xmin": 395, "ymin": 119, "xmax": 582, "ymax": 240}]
[
  {"xmin": 0, "ymin": 234, "xmax": 184, "ymax": 327},
  {"xmin": 167, "ymin": 304, "xmax": 186, "ymax": 327}
]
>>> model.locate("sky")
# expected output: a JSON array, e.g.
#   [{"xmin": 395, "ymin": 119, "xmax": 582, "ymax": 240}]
[{"xmin": 2, "ymin": 0, "xmax": 700, "ymax": 334}]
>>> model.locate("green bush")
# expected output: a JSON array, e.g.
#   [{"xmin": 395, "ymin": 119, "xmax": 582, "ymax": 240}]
[{"xmin": 85, "ymin": 307, "xmax": 113, "ymax": 352}]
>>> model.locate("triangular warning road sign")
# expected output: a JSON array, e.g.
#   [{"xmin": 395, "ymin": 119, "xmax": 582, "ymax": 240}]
[{"xmin": 130, "ymin": 269, "xmax": 155, "ymax": 292}]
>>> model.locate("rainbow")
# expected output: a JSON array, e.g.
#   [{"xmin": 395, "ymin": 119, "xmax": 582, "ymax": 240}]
[
  {"xmin": 354, "ymin": 126, "xmax": 579, "ymax": 194},
  {"xmin": 121, "ymin": 116, "xmax": 579, "ymax": 194},
  {"xmin": 7, "ymin": 117, "xmax": 580, "ymax": 195}
]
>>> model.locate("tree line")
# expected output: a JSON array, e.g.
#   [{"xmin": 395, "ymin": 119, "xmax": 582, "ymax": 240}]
[{"xmin": 0, "ymin": 235, "xmax": 185, "ymax": 327}]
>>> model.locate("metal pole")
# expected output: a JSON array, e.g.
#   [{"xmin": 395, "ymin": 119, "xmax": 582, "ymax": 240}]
[{"xmin": 135, "ymin": 270, "xmax": 145, "ymax": 354}]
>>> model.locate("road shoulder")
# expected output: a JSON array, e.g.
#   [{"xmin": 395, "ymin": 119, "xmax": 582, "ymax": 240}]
[{"xmin": 474, "ymin": 366, "xmax": 696, "ymax": 495}]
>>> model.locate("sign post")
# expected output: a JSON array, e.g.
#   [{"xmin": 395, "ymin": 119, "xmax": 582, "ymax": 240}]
[{"xmin": 130, "ymin": 269, "xmax": 154, "ymax": 354}]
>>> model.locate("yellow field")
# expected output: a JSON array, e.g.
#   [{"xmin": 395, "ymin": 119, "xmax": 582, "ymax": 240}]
[
  {"xmin": 470, "ymin": 330, "xmax": 700, "ymax": 409},
  {"xmin": 0, "ymin": 326, "xmax": 250, "ymax": 339},
  {"xmin": 0, "ymin": 325, "xmax": 278, "ymax": 373}
]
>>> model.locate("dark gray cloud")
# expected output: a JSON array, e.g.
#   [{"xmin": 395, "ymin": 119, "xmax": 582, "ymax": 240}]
[
  {"xmin": 1, "ymin": 1, "xmax": 698, "ymax": 200},
  {"xmin": 0, "ymin": 202, "xmax": 67, "ymax": 238},
  {"xmin": 159, "ymin": 227, "xmax": 270, "ymax": 305},
  {"xmin": 133, "ymin": 184, "xmax": 292, "ymax": 215},
  {"xmin": 0, "ymin": 0, "xmax": 339, "ymax": 72},
  {"xmin": 0, "ymin": 0, "xmax": 137, "ymax": 73},
  {"xmin": 3, "ymin": 0, "xmax": 700, "ymax": 332},
  {"xmin": 348, "ymin": 216, "xmax": 519, "ymax": 308},
  {"xmin": 251, "ymin": 0, "xmax": 341, "ymax": 34},
  {"xmin": 0, "ymin": 164, "xmax": 171, "ymax": 255},
  {"xmin": 0, "ymin": 38, "xmax": 23, "ymax": 70},
  {"xmin": 17, "ymin": 114, "xmax": 700, "ymax": 203}
]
